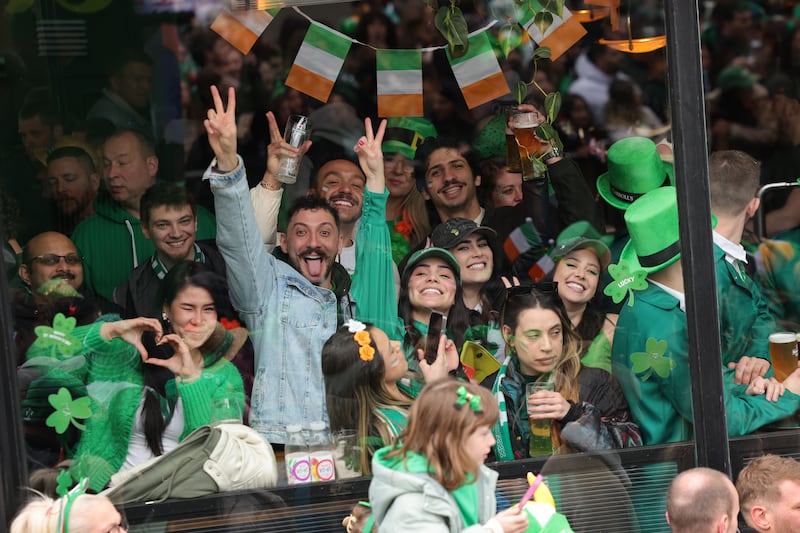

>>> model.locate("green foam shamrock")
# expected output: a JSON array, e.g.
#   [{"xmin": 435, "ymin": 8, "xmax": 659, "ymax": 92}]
[
  {"xmin": 631, "ymin": 338, "xmax": 676, "ymax": 381},
  {"xmin": 604, "ymin": 261, "xmax": 648, "ymax": 307},
  {"xmin": 33, "ymin": 313, "xmax": 80, "ymax": 359},
  {"xmin": 46, "ymin": 387, "xmax": 91, "ymax": 434},
  {"xmin": 56, "ymin": 469, "xmax": 74, "ymax": 497}
]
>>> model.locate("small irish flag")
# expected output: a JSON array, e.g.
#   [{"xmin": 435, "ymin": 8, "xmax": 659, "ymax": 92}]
[
  {"xmin": 447, "ymin": 31, "xmax": 510, "ymax": 109},
  {"xmin": 377, "ymin": 49, "xmax": 423, "ymax": 118},
  {"xmin": 518, "ymin": 3, "xmax": 587, "ymax": 61},
  {"xmin": 210, "ymin": 9, "xmax": 277, "ymax": 55},
  {"xmin": 504, "ymin": 219, "xmax": 554, "ymax": 281},
  {"xmin": 285, "ymin": 22, "xmax": 352, "ymax": 103}
]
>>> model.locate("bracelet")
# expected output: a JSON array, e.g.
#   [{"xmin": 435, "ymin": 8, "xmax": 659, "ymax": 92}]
[
  {"xmin": 543, "ymin": 146, "xmax": 562, "ymax": 161},
  {"xmin": 215, "ymin": 161, "xmax": 238, "ymax": 174},
  {"xmin": 260, "ymin": 180, "xmax": 282, "ymax": 191}
]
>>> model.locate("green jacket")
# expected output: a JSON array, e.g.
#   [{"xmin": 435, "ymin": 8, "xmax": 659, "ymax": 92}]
[
  {"xmin": 612, "ymin": 282, "xmax": 800, "ymax": 445},
  {"xmin": 755, "ymin": 239, "xmax": 800, "ymax": 327},
  {"xmin": 35, "ymin": 322, "xmax": 245, "ymax": 491},
  {"xmin": 72, "ymin": 196, "xmax": 216, "ymax": 301},
  {"xmin": 714, "ymin": 244, "xmax": 774, "ymax": 365}
]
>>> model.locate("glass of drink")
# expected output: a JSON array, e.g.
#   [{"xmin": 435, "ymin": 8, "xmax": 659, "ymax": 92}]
[
  {"xmin": 512, "ymin": 112, "xmax": 544, "ymax": 180},
  {"xmin": 526, "ymin": 381, "xmax": 554, "ymax": 457},
  {"xmin": 503, "ymin": 106, "xmax": 522, "ymax": 173},
  {"xmin": 275, "ymin": 114, "xmax": 310, "ymax": 184},
  {"xmin": 333, "ymin": 430, "xmax": 362, "ymax": 479},
  {"xmin": 769, "ymin": 332, "xmax": 799, "ymax": 381},
  {"xmin": 210, "ymin": 397, "xmax": 242, "ymax": 424}
]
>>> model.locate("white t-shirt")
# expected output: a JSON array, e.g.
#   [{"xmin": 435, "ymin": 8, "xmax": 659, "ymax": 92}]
[{"xmin": 121, "ymin": 394, "xmax": 185, "ymax": 472}]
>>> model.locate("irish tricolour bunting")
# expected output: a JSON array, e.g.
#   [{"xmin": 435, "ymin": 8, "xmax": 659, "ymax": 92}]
[
  {"xmin": 447, "ymin": 31, "xmax": 510, "ymax": 109},
  {"xmin": 518, "ymin": 3, "xmax": 587, "ymax": 61},
  {"xmin": 376, "ymin": 49, "xmax": 423, "ymax": 118},
  {"xmin": 211, "ymin": 9, "xmax": 277, "ymax": 55},
  {"xmin": 286, "ymin": 22, "xmax": 352, "ymax": 103}
]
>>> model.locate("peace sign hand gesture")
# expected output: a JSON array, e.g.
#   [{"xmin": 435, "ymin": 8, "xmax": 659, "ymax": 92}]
[
  {"xmin": 354, "ymin": 117, "xmax": 387, "ymax": 194},
  {"xmin": 203, "ymin": 86, "xmax": 239, "ymax": 172}
]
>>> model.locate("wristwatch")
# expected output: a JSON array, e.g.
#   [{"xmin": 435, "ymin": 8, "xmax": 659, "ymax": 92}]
[{"xmin": 543, "ymin": 146, "xmax": 562, "ymax": 161}]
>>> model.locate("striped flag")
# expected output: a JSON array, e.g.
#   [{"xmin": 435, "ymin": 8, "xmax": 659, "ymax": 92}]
[
  {"xmin": 518, "ymin": 3, "xmax": 587, "ymax": 61},
  {"xmin": 285, "ymin": 22, "xmax": 352, "ymax": 103},
  {"xmin": 211, "ymin": 9, "xmax": 276, "ymax": 55},
  {"xmin": 504, "ymin": 219, "xmax": 554, "ymax": 281},
  {"xmin": 376, "ymin": 49, "xmax": 423, "ymax": 118},
  {"xmin": 447, "ymin": 31, "xmax": 510, "ymax": 109}
]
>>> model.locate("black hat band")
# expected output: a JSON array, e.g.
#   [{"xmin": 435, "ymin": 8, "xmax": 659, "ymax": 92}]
[
  {"xmin": 385, "ymin": 128, "xmax": 426, "ymax": 152},
  {"xmin": 611, "ymin": 175, "xmax": 670, "ymax": 203},
  {"xmin": 637, "ymin": 240, "xmax": 681, "ymax": 268}
]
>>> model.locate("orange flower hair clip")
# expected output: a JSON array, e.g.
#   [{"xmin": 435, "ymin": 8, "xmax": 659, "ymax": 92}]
[{"xmin": 346, "ymin": 319, "xmax": 375, "ymax": 361}]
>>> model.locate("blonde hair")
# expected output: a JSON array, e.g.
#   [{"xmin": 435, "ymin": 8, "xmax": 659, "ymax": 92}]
[
  {"xmin": 10, "ymin": 493, "xmax": 112, "ymax": 533},
  {"xmin": 401, "ymin": 189, "xmax": 430, "ymax": 251},
  {"xmin": 385, "ymin": 379, "xmax": 499, "ymax": 491}
]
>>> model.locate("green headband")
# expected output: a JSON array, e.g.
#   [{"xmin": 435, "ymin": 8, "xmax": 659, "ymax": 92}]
[{"xmin": 56, "ymin": 477, "xmax": 89, "ymax": 533}]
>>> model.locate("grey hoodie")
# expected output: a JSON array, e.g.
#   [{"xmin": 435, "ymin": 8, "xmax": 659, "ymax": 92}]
[{"xmin": 369, "ymin": 446, "xmax": 498, "ymax": 532}]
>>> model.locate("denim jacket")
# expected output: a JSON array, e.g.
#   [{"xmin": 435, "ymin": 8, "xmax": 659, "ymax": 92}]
[{"xmin": 205, "ymin": 157, "xmax": 353, "ymax": 443}]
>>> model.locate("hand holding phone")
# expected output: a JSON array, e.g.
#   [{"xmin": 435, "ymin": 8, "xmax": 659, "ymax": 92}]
[{"xmin": 424, "ymin": 311, "xmax": 445, "ymax": 365}]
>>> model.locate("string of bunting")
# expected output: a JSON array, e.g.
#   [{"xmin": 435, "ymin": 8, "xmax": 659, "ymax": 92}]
[{"xmin": 211, "ymin": 4, "xmax": 588, "ymax": 117}]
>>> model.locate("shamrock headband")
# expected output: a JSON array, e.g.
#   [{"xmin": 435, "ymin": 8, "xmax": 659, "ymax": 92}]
[
  {"xmin": 454, "ymin": 385, "xmax": 483, "ymax": 414},
  {"xmin": 345, "ymin": 319, "xmax": 375, "ymax": 362},
  {"xmin": 55, "ymin": 477, "xmax": 89, "ymax": 533}
]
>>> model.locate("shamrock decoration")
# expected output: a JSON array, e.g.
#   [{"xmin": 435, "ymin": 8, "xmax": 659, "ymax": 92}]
[
  {"xmin": 34, "ymin": 313, "xmax": 80, "ymax": 359},
  {"xmin": 46, "ymin": 387, "xmax": 91, "ymax": 434},
  {"xmin": 604, "ymin": 261, "xmax": 648, "ymax": 307},
  {"xmin": 56, "ymin": 469, "xmax": 74, "ymax": 497},
  {"xmin": 630, "ymin": 338, "xmax": 676, "ymax": 381}
]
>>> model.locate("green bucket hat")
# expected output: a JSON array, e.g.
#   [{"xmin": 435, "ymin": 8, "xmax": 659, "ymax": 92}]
[
  {"xmin": 402, "ymin": 247, "xmax": 461, "ymax": 284},
  {"xmin": 472, "ymin": 114, "xmax": 507, "ymax": 160},
  {"xmin": 551, "ymin": 221, "xmax": 611, "ymax": 270},
  {"xmin": 382, "ymin": 117, "xmax": 438, "ymax": 160},
  {"xmin": 597, "ymin": 137, "xmax": 675, "ymax": 210},
  {"xmin": 619, "ymin": 186, "xmax": 681, "ymax": 274}
]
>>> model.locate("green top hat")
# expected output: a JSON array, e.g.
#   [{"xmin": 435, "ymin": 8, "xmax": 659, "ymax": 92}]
[
  {"xmin": 597, "ymin": 137, "xmax": 674, "ymax": 210},
  {"xmin": 619, "ymin": 186, "xmax": 681, "ymax": 274},
  {"xmin": 382, "ymin": 117, "xmax": 438, "ymax": 160},
  {"xmin": 403, "ymin": 247, "xmax": 462, "ymax": 284},
  {"xmin": 551, "ymin": 221, "xmax": 611, "ymax": 270}
]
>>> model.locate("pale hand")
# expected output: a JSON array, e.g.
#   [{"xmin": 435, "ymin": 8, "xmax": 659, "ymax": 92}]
[
  {"xmin": 528, "ymin": 390, "xmax": 570, "ymax": 421},
  {"xmin": 746, "ymin": 376, "xmax": 785, "ymax": 402},
  {"xmin": 727, "ymin": 356, "xmax": 770, "ymax": 385},
  {"xmin": 264, "ymin": 110, "xmax": 312, "ymax": 177},
  {"xmin": 144, "ymin": 333, "xmax": 202, "ymax": 381},
  {"xmin": 417, "ymin": 334, "xmax": 459, "ymax": 382},
  {"xmin": 781, "ymin": 367, "xmax": 800, "ymax": 396},
  {"xmin": 203, "ymin": 86, "xmax": 239, "ymax": 172},
  {"xmin": 354, "ymin": 117, "xmax": 387, "ymax": 193},
  {"xmin": 493, "ymin": 506, "xmax": 530, "ymax": 533},
  {"xmin": 100, "ymin": 317, "xmax": 163, "ymax": 360}
]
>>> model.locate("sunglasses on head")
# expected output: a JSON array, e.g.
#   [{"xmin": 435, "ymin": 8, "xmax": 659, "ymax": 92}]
[{"xmin": 504, "ymin": 282, "xmax": 558, "ymax": 298}]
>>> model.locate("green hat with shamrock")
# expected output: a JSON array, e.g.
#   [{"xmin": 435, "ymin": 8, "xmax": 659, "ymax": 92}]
[
  {"xmin": 551, "ymin": 221, "xmax": 611, "ymax": 270},
  {"xmin": 472, "ymin": 114, "xmax": 507, "ymax": 160},
  {"xmin": 619, "ymin": 186, "xmax": 681, "ymax": 274},
  {"xmin": 382, "ymin": 117, "xmax": 438, "ymax": 160},
  {"xmin": 597, "ymin": 137, "xmax": 674, "ymax": 210}
]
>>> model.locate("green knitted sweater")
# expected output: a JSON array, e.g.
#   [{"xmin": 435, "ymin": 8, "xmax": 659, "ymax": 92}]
[{"xmin": 61, "ymin": 323, "xmax": 245, "ymax": 491}]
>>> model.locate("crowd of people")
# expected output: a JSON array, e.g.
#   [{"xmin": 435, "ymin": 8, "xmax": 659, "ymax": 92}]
[{"xmin": 5, "ymin": 0, "xmax": 800, "ymax": 530}]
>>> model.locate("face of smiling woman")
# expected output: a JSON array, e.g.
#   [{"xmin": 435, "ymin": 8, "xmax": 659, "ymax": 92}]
[{"xmin": 407, "ymin": 257, "xmax": 457, "ymax": 319}]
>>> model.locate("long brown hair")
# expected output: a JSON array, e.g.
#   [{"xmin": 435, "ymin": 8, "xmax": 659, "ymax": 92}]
[
  {"xmin": 400, "ymin": 188, "xmax": 430, "ymax": 251},
  {"xmin": 500, "ymin": 286, "xmax": 582, "ymax": 449},
  {"xmin": 385, "ymin": 379, "xmax": 498, "ymax": 491}
]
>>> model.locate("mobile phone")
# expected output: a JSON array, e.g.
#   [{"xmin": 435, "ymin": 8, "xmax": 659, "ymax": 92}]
[{"xmin": 424, "ymin": 311, "xmax": 445, "ymax": 365}]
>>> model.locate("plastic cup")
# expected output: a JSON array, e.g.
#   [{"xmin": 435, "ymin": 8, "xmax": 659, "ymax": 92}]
[
  {"xmin": 769, "ymin": 332, "xmax": 798, "ymax": 381},
  {"xmin": 333, "ymin": 430, "xmax": 362, "ymax": 479},
  {"xmin": 526, "ymin": 381, "xmax": 554, "ymax": 457},
  {"xmin": 275, "ymin": 114, "xmax": 309, "ymax": 184},
  {"xmin": 210, "ymin": 397, "xmax": 242, "ymax": 424}
]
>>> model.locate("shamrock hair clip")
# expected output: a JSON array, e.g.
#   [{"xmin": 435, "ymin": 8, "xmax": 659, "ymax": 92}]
[{"xmin": 454, "ymin": 385, "xmax": 483, "ymax": 414}]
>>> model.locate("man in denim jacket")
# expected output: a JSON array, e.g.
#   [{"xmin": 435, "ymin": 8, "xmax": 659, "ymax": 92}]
[{"xmin": 203, "ymin": 86, "xmax": 390, "ymax": 443}]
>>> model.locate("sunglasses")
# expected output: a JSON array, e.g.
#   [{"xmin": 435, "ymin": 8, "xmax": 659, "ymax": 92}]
[
  {"xmin": 30, "ymin": 253, "xmax": 82, "ymax": 266},
  {"xmin": 504, "ymin": 282, "xmax": 558, "ymax": 299}
]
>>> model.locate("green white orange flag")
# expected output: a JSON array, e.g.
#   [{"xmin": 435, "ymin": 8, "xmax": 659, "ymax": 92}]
[
  {"xmin": 447, "ymin": 31, "xmax": 509, "ymax": 109},
  {"xmin": 376, "ymin": 49, "xmax": 423, "ymax": 118},
  {"xmin": 210, "ymin": 9, "xmax": 278, "ymax": 55},
  {"xmin": 518, "ymin": 3, "xmax": 587, "ymax": 61},
  {"xmin": 285, "ymin": 22, "xmax": 352, "ymax": 103}
]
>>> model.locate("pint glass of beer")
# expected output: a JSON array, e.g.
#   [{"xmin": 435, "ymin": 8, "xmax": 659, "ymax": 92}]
[
  {"xmin": 526, "ymin": 381, "xmax": 554, "ymax": 457},
  {"xmin": 512, "ymin": 112, "xmax": 544, "ymax": 179},
  {"xmin": 769, "ymin": 332, "xmax": 798, "ymax": 381}
]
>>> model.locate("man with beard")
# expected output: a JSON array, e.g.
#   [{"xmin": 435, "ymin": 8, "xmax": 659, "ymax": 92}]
[
  {"xmin": 46, "ymin": 146, "xmax": 100, "ymax": 235},
  {"xmin": 737, "ymin": 455, "xmax": 800, "ymax": 533},
  {"xmin": 204, "ymin": 86, "xmax": 393, "ymax": 443},
  {"xmin": 113, "ymin": 183, "xmax": 226, "ymax": 319}
]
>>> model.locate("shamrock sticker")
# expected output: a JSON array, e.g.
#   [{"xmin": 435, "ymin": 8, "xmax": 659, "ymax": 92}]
[
  {"xmin": 604, "ymin": 261, "xmax": 648, "ymax": 307},
  {"xmin": 34, "ymin": 313, "xmax": 80, "ymax": 359},
  {"xmin": 46, "ymin": 387, "xmax": 91, "ymax": 434},
  {"xmin": 631, "ymin": 338, "xmax": 676, "ymax": 381}
]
